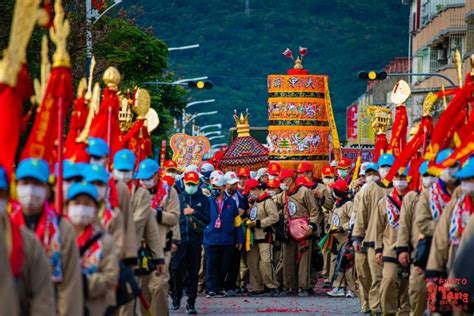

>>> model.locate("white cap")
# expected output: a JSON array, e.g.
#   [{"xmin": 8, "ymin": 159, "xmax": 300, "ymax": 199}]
[
  {"xmin": 210, "ymin": 170, "xmax": 224, "ymax": 182},
  {"xmin": 359, "ymin": 162, "xmax": 369, "ymax": 176},
  {"xmin": 250, "ymin": 171, "xmax": 257, "ymax": 179},
  {"xmin": 255, "ymin": 168, "xmax": 268, "ymax": 180},
  {"xmin": 185, "ymin": 164, "xmax": 200, "ymax": 174},
  {"xmin": 201, "ymin": 163, "xmax": 214, "ymax": 174},
  {"xmin": 211, "ymin": 174, "xmax": 226, "ymax": 187},
  {"xmin": 224, "ymin": 171, "xmax": 239, "ymax": 185}
]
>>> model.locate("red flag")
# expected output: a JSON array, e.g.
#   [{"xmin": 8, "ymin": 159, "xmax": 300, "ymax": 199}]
[
  {"xmin": 89, "ymin": 87, "xmax": 123, "ymax": 159},
  {"xmin": 388, "ymin": 105, "xmax": 408, "ymax": 158},
  {"xmin": 21, "ymin": 66, "xmax": 73, "ymax": 166},
  {"xmin": 282, "ymin": 48, "xmax": 293, "ymax": 59},
  {"xmin": 374, "ymin": 133, "xmax": 388, "ymax": 162},
  {"xmin": 121, "ymin": 119, "xmax": 152, "ymax": 165},
  {"xmin": 299, "ymin": 46, "xmax": 308, "ymax": 57},
  {"xmin": 64, "ymin": 94, "xmax": 88, "ymax": 159},
  {"xmin": 0, "ymin": 66, "xmax": 32, "ymax": 178}
]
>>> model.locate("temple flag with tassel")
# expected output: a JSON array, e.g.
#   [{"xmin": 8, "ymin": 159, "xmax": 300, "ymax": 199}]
[{"xmin": 387, "ymin": 80, "xmax": 410, "ymax": 158}]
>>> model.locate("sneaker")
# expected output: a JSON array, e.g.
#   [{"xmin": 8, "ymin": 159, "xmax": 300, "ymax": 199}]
[
  {"xmin": 345, "ymin": 290, "xmax": 355, "ymax": 298},
  {"xmin": 298, "ymin": 289, "xmax": 309, "ymax": 297},
  {"xmin": 322, "ymin": 282, "xmax": 332, "ymax": 289},
  {"xmin": 282, "ymin": 288, "xmax": 298, "ymax": 296},
  {"xmin": 240, "ymin": 286, "xmax": 248, "ymax": 294},
  {"xmin": 269, "ymin": 288, "xmax": 280, "ymax": 296},
  {"xmin": 327, "ymin": 288, "xmax": 345, "ymax": 297},
  {"xmin": 186, "ymin": 304, "xmax": 197, "ymax": 314},
  {"xmin": 171, "ymin": 297, "xmax": 180, "ymax": 310},
  {"xmin": 216, "ymin": 291, "xmax": 225, "ymax": 297},
  {"xmin": 206, "ymin": 291, "xmax": 216, "ymax": 298},
  {"xmin": 225, "ymin": 290, "xmax": 236, "ymax": 297}
]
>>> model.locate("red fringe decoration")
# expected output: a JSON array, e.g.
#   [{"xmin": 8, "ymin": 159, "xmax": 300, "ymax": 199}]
[
  {"xmin": 388, "ymin": 106, "xmax": 408, "ymax": 157},
  {"xmin": 374, "ymin": 133, "xmax": 388, "ymax": 162}
]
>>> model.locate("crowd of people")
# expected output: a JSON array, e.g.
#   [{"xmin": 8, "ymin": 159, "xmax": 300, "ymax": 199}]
[{"xmin": 1, "ymin": 135, "xmax": 473, "ymax": 316}]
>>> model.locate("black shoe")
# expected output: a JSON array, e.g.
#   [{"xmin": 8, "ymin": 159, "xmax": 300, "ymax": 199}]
[
  {"xmin": 171, "ymin": 297, "xmax": 180, "ymax": 310},
  {"xmin": 322, "ymin": 282, "xmax": 332, "ymax": 288},
  {"xmin": 240, "ymin": 286, "xmax": 248, "ymax": 293},
  {"xmin": 269, "ymin": 288, "xmax": 280, "ymax": 296},
  {"xmin": 308, "ymin": 288, "xmax": 315, "ymax": 296},
  {"xmin": 282, "ymin": 288, "xmax": 297, "ymax": 295},
  {"xmin": 186, "ymin": 304, "xmax": 197, "ymax": 314},
  {"xmin": 298, "ymin": 289, "xmax": 309, "ymax": 297},
  {"xmin": 249, "ymin": 290, "xmax": 264, "ymax": 296},
  {"xmin": 206, "ymin": 291, "xmax": 216, "ymax": 298}
]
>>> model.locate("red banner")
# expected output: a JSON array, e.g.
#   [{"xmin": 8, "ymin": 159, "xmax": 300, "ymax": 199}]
[{"xmin": 346, "ymin": 103, "xmax": 358, "ymax": 141}]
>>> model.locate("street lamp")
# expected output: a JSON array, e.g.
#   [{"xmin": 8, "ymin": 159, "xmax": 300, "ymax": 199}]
[
  {"xmin": 208, "ymin": 135, "xmax": 225, "ymax": 142},
  {"xmin": 186, "ymin": 99, "xmax": 215, "ymax": 108},
  {"xmin": 143, "ymin": 76, "xmax": 209, "ymax": 86},
  {"xmin": 199, "ymin": 124, "xmax": 222, "ymax": 132},
  {"xmin": 168, "ymin": 44, "xmax": 200, "ymax": 51},
  {"xmin": 203, "ymin": 131, "xmax": 221, "ymax": 138},
  {"xmin": 86, "ymin": 0, "xmax": 123, "ymax": 75},
  {"xmin": 211, "ymin": 143, "xmax": 227, "ymax": 149}
]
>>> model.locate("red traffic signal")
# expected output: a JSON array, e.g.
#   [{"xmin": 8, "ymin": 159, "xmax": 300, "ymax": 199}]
[{"xmin": 358, "ymin": 70, "xmax": 387, "ymax": 81}]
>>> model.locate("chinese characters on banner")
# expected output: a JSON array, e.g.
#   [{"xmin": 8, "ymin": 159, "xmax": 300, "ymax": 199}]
[{"xmin": 346, "ymin": 103, "xmax": 358, "ymax": 141}]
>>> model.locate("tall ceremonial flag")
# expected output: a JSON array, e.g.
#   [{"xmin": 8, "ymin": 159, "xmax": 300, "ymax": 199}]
[
  {"xmin": 21, "ymin": 2, "xmax": 73, "ymax": 168},
  {"xmin": 64, "ymin": 79, "xmax": 88, "ymax": 160},
  {"xmin": 387, "ymin": 80, "xmax": 410, "ymax": 157},
  {"xmin": 0, "ymin": 0, "xmax": 47, "ymax": 178},
  {"xmin": 89, "ymin": 67, "xmax": 123, "ymax": 159}
]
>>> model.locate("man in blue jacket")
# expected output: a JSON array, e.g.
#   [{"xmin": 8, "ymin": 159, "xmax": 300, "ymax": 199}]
[
  {"xmin": 204, "ymin": 174, "xmax": 244, "ymax": 298},
  {"xmin": 170, "ymin": 171, "xmax": 210, "ymax": 314}
]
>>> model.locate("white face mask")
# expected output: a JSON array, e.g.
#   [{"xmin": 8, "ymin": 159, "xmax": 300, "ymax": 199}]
[
  {"xmin": 280, "ymin": 183, "xmax": 289, "ymax": 191},
  {"xmin": 366, "ymin": 175, "xmax": 380, "ymax": 183},
  {"xmin": 268, "ymin": 190, "xmax": 276, "ymax": 197},
  {"xmin": 440, "ymin": 167, "xmax": 459, "ymax": 184},
  {"xmin": 338, "ymin": 169, "xmax": 349, "ymax": 179},
  {"xmin": 379, "ymin": 167, "xmax": 390, "ymax": 180},
  {"xmin": 16, "ymin": 184, "xmax": 48, "ymax": 211},
  {"xmin": 322, "ymin": 178, "xmax": 334, "ymax": 185},
  {"xmin": 185, "ymin": 184, "xmax": 198, "ymax": 195},
  {"xmin": 249, "ymin": 192, "xmax": 258, "ymax": 200},
  {"xmin": 0, "ymin": 199, "xmax": 7, "ymax": 215},
  {"xmin": 90, "ymin": 157, "xmax": 107, "ymax": 167},
  {"xmin": 268, "ymin": 175, "xmax": 277, "ymax": 180},
  {"xmin": 113, "ymin": 169, "xmax": 133, "ymax": 183},
  {"xmin": 140, "ymin": 178, "xmax": 157, "ymax": 190},
  {"xmin": 94, "ymin": 185, "xmax": 108, "ymax": 202},
  {"xmin": 422, "ymin": 176, "xmax": 437, "ymax": 189},
  {"xmin": 68, "ymin": 205, "xmax": 96, "ymax": 226},
  {"xmin": 165, "ymin": 172, "xmax": 178, "ymax": 180},
  {"xmin": 461, "ymin": 181, "xmax": 474, "ymax": 196},
  {"xmin": 393, "ymin": 179, "xmax": 408, "ymax": 192}
]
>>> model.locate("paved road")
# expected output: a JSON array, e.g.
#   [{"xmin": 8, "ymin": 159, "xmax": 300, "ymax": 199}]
[{"xmin": 170, "ymin": 283, "xmax": 362, "ymax": 315}]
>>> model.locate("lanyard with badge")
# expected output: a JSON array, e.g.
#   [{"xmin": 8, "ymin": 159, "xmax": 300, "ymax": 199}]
[{"xmin": 215, "ymin": 199, "xmax": 224, "ymax": 228}]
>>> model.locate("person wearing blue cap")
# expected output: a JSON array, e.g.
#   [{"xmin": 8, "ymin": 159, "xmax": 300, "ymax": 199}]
[
  {"xmin": 66, "ymin": 182, "xmax": 119, "ymax": 316},
  {"xmin": 83, "ymin": 163, "xmax": 125, "ymax": 258},
  {"xmin": 425, "ymin": 156, "xmax": 473, "ymax": 314},
  {"xmin": 55, "ymin": 160, "xmax": 83, "ymax": 201},
  {"xmin": 397, "ymin": 161, "xmax": 431, "ymax": 316},
  {"xmin": 10, "ymin": 158, "xmax": 83, "ymax": 316},
  {"xmin": 135, "ymin": 158, "xmax": 180, "ymax": 316},
  {"xmin": 373, "ymin": 166, "xmax": 411, "ymax": 315},
  {"xmin": 112, "ymin": 149, "xmax": 136, "ymax": 184},
  {"xmin": 352, "ymin": 154, "xmax": 394, "ymax": 314},
  {"xmin": 87, "ymin": 137, "xmax": 110, "ymax": 167},
  {"xmin": 0, "ymin": 166, "xmax": 55, "ymax": 315}
]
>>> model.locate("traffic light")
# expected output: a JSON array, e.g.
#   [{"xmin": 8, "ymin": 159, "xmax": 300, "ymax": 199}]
[
  {"xmin": 358, "ymin": 70, "xmax": 387, "ymax": 81},
  {"xmin": 187, "ymin": 80, "xmax": 214, "ymax": 89}
]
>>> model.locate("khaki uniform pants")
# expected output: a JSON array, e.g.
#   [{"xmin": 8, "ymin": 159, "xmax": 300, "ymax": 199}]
[
  {"xmin": 355, "ymin": 251, "xmax": 371, "ymax": 313},
  {"xmin": 239, "ymin": 250, "xmax": 249, "ymax": 287},
  {"xmin": 247, "ymin": 243, "xmax": 277, "ymax": 291},
  {"xmin": 273, "ymin": 242, "xmax": 284, "ymax": 287},
  {"xmin": 367, "ymin": 247, "xmax": 383, "ymax": 312},
  {"xmin": 144, "ymin": 251, "xmax": 171, "ymax": 316},
  {"xmin": 323, "ymin": 251, "xmax": 332, "ymax": 282},
  {"xmin": 408, "ymin": 266, "xmax": 426, "ymax": 316},
  {"xmin": 283, "ymin": 239, "xmax": 312, "ymax": 290},
  {"xmin": 380, "ymin": 261, "xmax": 410, "ymax": 315}
]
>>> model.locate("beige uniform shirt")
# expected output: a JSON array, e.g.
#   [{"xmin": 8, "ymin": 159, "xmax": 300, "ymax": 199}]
[
  {"xmin": 56, "ymin": 218, "xmax": 84, "ymax": 316},
  {"xmin": 414, "ymin": 189, "xmax": 435, "ymax": 236},
  {"xmin": 274, "ymin": 185, "xmax": 322, "ymax": 235},
  {"xmin": 0, "ymin": 215, "xmax": 19, "ymax": 316},
  {"xmin": 331, "ymin": 200, "xmax": 353, "ymax": 244},
  {"xmin": 426, "ymin": 187, "xmax": 465, "ymax": 277},
  {"xmin": 153, "ymin": 185, "xmax": 180, "ymax": 253},
  {"xmin": 314, "ymin": 183, "xmax": 335, "ymax": 212},
  {"xmin": 99, "ymin": 205, "xmax": 125, "ymax": 259},
  {"xmin": 352, "ymin": 181, "xmax": 392, "ymax": 246},
  {"xmin": 248, "ymin": 195, "xmax": 279, "ymax": 240},
  {"xmin": 397, "ymin": 191, "xmax": 421, "ymax": 257},
  {"xmin": 116, "ymin": 180, "xmax": 138, "ymax": 260},
  {"xmin": 85, "ymin": 230, "xmax": 120, "ymax": 316},
  {"xmin": 131, "ymin": 186, "xmax": 164, "ymax": 261}
]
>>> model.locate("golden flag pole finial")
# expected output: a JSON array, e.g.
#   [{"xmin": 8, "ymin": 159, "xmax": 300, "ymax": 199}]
[
  {"xmin": 32, "ymin": 35, "xmax": 52, "ymax": 105},
  {"xmin": 85, "ymin": 56, "xmax": 97, "ymax": 101},
  {"xmin": 455, "ymin": 49, "xmax": 463, "ymax": 88},
  {"xmin": 441, "ymin": 85, "xmax": 447, "ymax": 110},
  {"xmin": 50, "ymin": 0, "xmax": 71, "ymax": 68}
]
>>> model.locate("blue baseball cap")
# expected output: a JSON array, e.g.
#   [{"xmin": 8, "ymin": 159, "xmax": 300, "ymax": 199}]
[
  {"xmin": 55, "ymin": 160, "xmax": 82, "ymax": 180},
  {"xmin": 454, "ymin": 157, "xmax": 474, "ymax": 179},
  {"xmin": 365, "ymin": 162, "xmax": 379, "ymax": 173},
  {"xmin": 82, "ymin": 164, "xmax": 110, "ymax": 184},
  {"xmin": 67, "ymin": 182, "xmax": 98, "ymax": 201},
  {"xmin": 0, "ymin": 168, "xmax": 8, "ymax": 190},
  {"xmin": 435, "ymin": 149, "xmax": 454, "ymax": 165},
  {"xmin": 419, "ymin": 161, "xmax": 430, "ymax": 175},
  {"xmin": 135, "ymin": 159, "xmax": 159, "ymax": 180},
  {"xmin": 16, "ymin": 158, "xmax": 50, "ymax": 183},
  {"xmin": 378, "ymin": 153, "xmax": 395, "ymax": 167},
  {"xmin": 87, "ymin": 137, "xmax": 110, "ymax": 158},
  {"xmin": 113, "ymin": 149, "xmax": 136, "ymax": 171}
]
